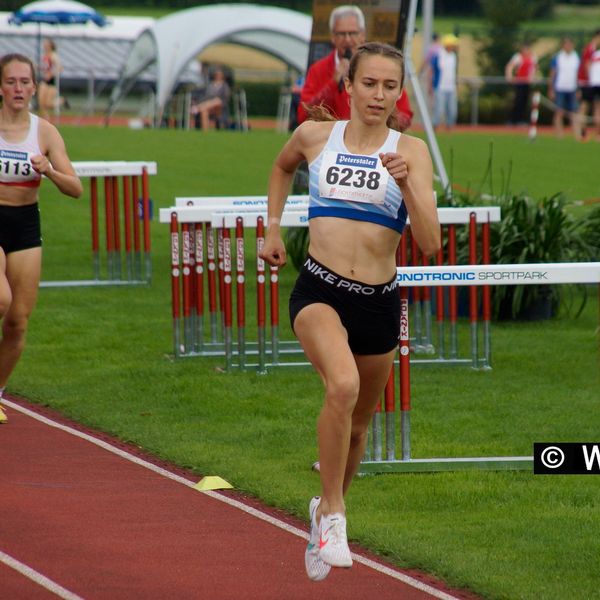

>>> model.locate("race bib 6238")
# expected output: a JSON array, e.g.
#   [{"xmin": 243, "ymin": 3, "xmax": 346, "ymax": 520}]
[{"xmin": 318, "ymin": 151, "xmax": 389, "ymax": 205}]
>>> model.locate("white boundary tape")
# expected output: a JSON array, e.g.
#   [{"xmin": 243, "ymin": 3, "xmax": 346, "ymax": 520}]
[
  {"xmin": 0, "ymin": 549, "xmax": 84, "ymax": 600},
  {"xmin": 2, "ymin": 398, "xmax": 462, "ymax": 600},
  {"xmin": 396, "ymin": 263, "xmax": 600, "ymax": 286}
]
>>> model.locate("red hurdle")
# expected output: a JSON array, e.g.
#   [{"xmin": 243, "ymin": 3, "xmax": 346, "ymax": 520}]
[{"xmin": 42, "ymin": 161, "xmax": 156, "ymax": 288}]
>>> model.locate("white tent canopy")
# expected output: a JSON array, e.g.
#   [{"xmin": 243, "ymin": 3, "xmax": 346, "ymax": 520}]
[{"xmin": 108, "ymin": 4, "xmax": 312, "ymax": 123}]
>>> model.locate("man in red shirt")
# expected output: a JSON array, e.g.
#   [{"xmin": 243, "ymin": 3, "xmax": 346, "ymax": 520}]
[
  {"xmin": 505, "ymin": 42, "xmax": 538, "ymax": 125},
  {"xmin": 576, "ymin": 29, "xmax": 600, "ymax": 140},
  {"xmin": 297, "ymin": 5, "xmax": 413, "ymax": 131}
]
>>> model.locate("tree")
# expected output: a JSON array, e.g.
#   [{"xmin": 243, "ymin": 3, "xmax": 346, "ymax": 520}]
[{"xmin": 476, "ymin": 0, "xmax": 536, "ymax": 76}]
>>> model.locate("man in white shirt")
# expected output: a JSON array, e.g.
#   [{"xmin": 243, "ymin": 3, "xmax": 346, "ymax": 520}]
[
  {"xmin": 431, "ymin": 34, "xmax": 459, "ymax": 130},
  {"xmin": 548, "ymin": 37, "xmax": 580, "ymax": 138}
]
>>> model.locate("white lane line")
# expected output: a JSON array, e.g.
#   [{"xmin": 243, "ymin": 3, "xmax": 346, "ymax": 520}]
[
  {"xmin": 0, "ymin": 549, "xmax": 85, "ymax": 600},
  {"xmin": 3, "ymin": 398, "xmax": 462, "ymax": 600}
]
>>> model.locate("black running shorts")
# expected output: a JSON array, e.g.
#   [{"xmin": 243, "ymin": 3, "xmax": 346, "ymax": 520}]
[
  {"xmin": 0, "ymin": 203, "xmax": 42, "ymax": 254},
  {"xmin": 289, "ymin": 255, "xmax": 400, "ymax": 355}
]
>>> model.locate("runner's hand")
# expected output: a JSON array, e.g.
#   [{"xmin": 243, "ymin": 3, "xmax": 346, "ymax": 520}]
[
  {"xmin": 260, "ymin": 233, "xmax": 287, "ymax": 267},
  {"xmin": 379, "ymin": 152, "xmax": 408, "ymax": 186},
  {"xmin": 30, "ymin": 154, "xmax": 52, "ymax": 175}
]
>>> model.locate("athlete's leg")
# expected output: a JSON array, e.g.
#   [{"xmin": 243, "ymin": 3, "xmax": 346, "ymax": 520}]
[
  {"xmin": 433, "ymin": 88, "xmax": 442, "ymax": 128},
  {"xmin": 553, "ymin": 107, "xmax": 565, "ymax": 137},
  {"xmin": 198, "ymin": 98, "xmax": 223, "ymax": 130},
  {"xmin": 566, "ymin": 93, "xmax": 579, "ymax": 138},
  {"xmin": 0, "ymin": 247, "xmax": 41, "ymax": 388},
  {"xmin": 0, "ymin": 248, "xmax": 12, "ymax": 320},
  {"xmin": 446, "ymin": 89, "xmax": 458, "ymax": 129},
  {"xmin": 293, "ymin": 303, "xmax": 359, "ymax": 518},
  {"xmin": 38, "ymin": 82, "xmax": 52, "ymax": 121},
  {"xmin": 576, "ymin": 97, "xmax": 589, "ymax": 140},
  {"xmin": 593, "ymin": 96, "xmax": 600, "ymax": 139},
  {"xmin": 46, "ymin": 86, "xmax": 58, "ymax": 122},
  {"xmin": 342, "ymin": 349, "xmax": 397, "ymax": 495}
]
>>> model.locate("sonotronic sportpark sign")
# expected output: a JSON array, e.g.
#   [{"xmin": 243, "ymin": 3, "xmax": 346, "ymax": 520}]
[{"xmin": 396, "ymin": 263, "xmax": 600, "ymax": 286}]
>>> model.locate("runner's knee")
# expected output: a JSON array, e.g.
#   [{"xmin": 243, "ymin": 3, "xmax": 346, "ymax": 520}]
[
  {"xmin": 324, "ymin": 374, "xmax": 360, "ymax": 414},
  {"xmin": 2, "ymin": 313, "xmax": 29, "ymax": 341},
  {"xmin": 349, "ymin": 425, "xmax": 368, "ymax": 449}
]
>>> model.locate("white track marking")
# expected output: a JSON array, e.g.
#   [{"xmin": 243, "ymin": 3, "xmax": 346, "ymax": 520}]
[
  {"xmin": 3, "ymin": 398, "xmax": 462, "ymax": 600},
  {"xmin": 0, "ymin": 549, "xmax": 85, "ymax": 600}
]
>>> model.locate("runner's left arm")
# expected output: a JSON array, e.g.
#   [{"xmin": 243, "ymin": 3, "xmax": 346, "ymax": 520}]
[
  {"xmin": 31, "ymin": 122, "xmax": 82, "ymax": 198},
  {"xmin": 380, "ymin": 136, "xmax": 440, "ymax": 257}
]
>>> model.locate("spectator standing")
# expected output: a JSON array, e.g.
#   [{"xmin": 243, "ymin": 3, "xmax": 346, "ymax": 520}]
[
  {"xmin": 38, "ymin": 39, "xmax": 61, "ymax": 123},
  {"xmin": 577, "ymin": 29, "xmax": 600, "ymax": 140},
  {"xmin": 548, "ymin": 37, "xmax": 580, "ymax": 138},
  {"xmin": 431, "ymin": 34, "xmax": 459, "ymax": 130},
  {"xmin": 505, "ymin": 42, "xmax": 538, "ymax": 125},
  {"xmin": 588, "ymin": 43, "xmax": 600, "ymax": 141},
  {"xmin": 298, "ymin": 5, "xmax": 413, "ymax": 131}
]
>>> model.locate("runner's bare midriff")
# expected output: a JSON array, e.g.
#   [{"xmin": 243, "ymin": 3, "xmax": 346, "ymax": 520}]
[
  {"xmin": 0, "ymin": 185, "xmax": 39, "ymax": 207},
  {"xmin": 307, "ymin": 216, "xmax": 400, "ymax": 283}
]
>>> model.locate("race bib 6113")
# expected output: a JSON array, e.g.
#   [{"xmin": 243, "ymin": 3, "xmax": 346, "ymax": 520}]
[{"xmin": 0, "ymin": 149, "xmax": 36, "ymax": 183}]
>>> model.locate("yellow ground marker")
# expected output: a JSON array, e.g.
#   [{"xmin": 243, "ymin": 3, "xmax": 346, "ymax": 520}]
[{"xmin": 194, "ymin": 476, "xmax": 233, "ymax": 491}]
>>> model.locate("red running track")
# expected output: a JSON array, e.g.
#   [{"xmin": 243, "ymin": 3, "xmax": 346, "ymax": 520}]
[{"xmin": 0, "ymin": 396, "xmax": 479, "ymax": 600}]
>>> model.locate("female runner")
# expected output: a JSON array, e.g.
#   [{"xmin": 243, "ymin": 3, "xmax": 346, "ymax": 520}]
[
  {"xmin": 260, "ymin": 42, "xmax": 440, "ymax": 580},
  {"xmin": 0, "ymin": 54, "xmax": 82, "ymax": 423},
  {"xmin": 38, "ymin": 39, "xmax": 62, "ymax": 122}
]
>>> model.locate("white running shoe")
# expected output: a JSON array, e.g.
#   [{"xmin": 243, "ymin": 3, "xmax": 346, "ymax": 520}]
[
  {"xmin": 318, "ymin": 512, "xmax": 353, "ymax": 568},
  {"xmin": 305, "ymin": 497, "xmax": 331, "ymax": 581}
]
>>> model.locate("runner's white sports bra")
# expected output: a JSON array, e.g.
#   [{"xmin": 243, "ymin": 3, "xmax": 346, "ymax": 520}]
[
  {"xmin": 308, "ymin": 120, "xmax": 407, "ymax": 233},
  {"xmin": 0, "ymin": 113, "xmax": 43, "ymax": 188}
]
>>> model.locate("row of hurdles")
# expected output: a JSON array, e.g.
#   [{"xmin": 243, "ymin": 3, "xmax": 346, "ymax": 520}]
[{"xmin": 161, "ymin": 195, "xmax": 501, "ymax": 372}]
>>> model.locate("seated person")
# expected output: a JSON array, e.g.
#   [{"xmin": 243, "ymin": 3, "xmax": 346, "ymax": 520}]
[{"xmin": 191, "ymin": 68, "xmax": 231, "ymax": 130}]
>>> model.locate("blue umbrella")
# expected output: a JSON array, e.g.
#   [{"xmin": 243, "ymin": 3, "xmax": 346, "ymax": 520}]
[
  {"xmin": 9, "ymin": 0, "xmax": 106, "ymax": 75},
  {"xmin": 9, "ymin": 0, "xmax": 106, "ymax": 27}
]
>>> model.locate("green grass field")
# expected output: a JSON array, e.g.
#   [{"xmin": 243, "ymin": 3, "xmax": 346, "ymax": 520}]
[{"xmin": 8, "ymin": 126, "xmax": 600, "ymax": 600}]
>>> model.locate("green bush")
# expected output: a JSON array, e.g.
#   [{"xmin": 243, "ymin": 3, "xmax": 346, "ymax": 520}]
[
  {"xmin": 452, "ymin": 191, "xmax": 595, "ymax": 319},
  {"xmin": 579, "ymin": 204, "xmax": 600, "ymax": 261}
]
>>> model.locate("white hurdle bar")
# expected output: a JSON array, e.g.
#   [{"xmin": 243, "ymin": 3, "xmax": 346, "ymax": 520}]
[
  {"xmin": 174, "ymin": 194, "xmax": 309, "ymax": 208},
  {"xmin": 41, "ymin": 161, "xmax": 157, "ymax": 288},
  {"xmin": 361, "ymin": 261, "xmax": 600, "ymax": 473},
  {"xmin": 162, "ymin": 202, "xmax": 502, "ymax": 367}
]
